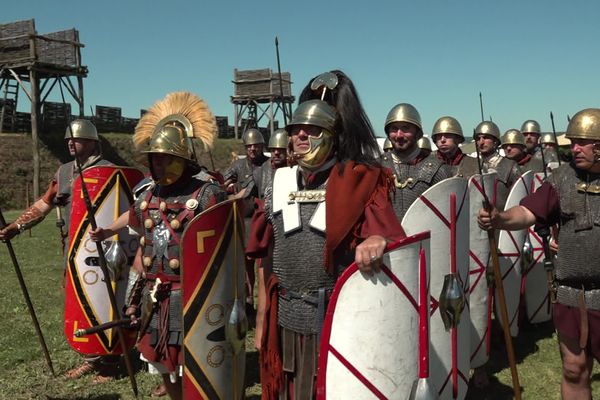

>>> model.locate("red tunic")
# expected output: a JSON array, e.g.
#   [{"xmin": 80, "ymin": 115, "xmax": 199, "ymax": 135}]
[{"xmin": 519, "ymin": 181, "xmax": 560, "ymax": 227}]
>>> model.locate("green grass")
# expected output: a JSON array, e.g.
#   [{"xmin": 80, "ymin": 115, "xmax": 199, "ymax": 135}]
[
  {"xmin": 1, "ymin": 210, "xmax": 599, "ymax": 399},
  {"xmin": 0, "ymin": 210, "xmax": 260, "ymax": 399}
]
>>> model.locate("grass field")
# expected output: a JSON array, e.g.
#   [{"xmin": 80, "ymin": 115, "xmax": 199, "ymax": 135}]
[{"xmin": 0, "ymin": 209, "xmax": 599, "ymax": 399}]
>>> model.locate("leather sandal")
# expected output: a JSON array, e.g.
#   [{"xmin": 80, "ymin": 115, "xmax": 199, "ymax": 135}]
[
  {"xmin": 151, "ymin": 382, "xmax": 168, "ymax": 397},
  {"xmin": 64, "ymin": 360, "xmax": 97, "ymax": 379}
]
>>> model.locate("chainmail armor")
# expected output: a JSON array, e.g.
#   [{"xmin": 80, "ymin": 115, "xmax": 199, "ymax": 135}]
[
  {"xmin": 381, "ymin": 152, "xmax": 452, "ymax": 221},
  {"xmin": 265, "ymin": 172, "xmax": 352, "ymax": 335},
  {"xmin": 549, "ymin": 164, "xmax": 600, "ymax": 287}
]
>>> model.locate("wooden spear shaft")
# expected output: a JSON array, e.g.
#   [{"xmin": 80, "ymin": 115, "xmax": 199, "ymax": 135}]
[
  {"xmin": 487, "ymin": 228, "xmax": 522, "ymax": 399},
  {"xmin": 0, "ymin": 207, "xmax": 55, "ymax": 376},
  {"xmin": 474, "ymin": 130, "xmax": 521, "ymax": 399}
]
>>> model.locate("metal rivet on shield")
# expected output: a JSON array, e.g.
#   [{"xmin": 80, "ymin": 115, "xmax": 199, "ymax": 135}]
[
  {"xmin": 140, "ymin": 201, "xmax": 148, "ymax": 211},
  {"xmin": 143, "ymin": 256, "xmax": 152, "ymax": 267},
  {"xmin": 170, "ymin": 219, "xmax": 181, "ymax": 230},
  {"xmin": 186, "ymin": 199, "xmax": 198, "ymax": 211},
  {"xmin": 169, "ymin": 258, "xmax": 180, "ymax": 270},
  {"xmin": 144, "ymin": 218, "xmax": 154, "ymax": 229},
  {"xmin": 160, "ymin": 201, "xmax": 167, "ymax": 212}
]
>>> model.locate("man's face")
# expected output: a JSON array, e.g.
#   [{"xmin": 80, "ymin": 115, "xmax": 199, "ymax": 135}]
[
  {"xmin": 67, "ymin": 138, "xmax": 97, "ymax": 159},
  {"xmin": 502, "ymin": 144, "xmax": 526, "ymax": 161},
  {"xmin": 476, "ymin": 134, "xmax": 497, "ymax": 155},
  {"xmin": 571, "ymin": 138, "xmax": 600, "ymax": 171},
  {"xmin": 433, "ymin": 133, "xmax": 459, "ymax": 156},
  {"xmin": 387, "ymin": 122, "xmax": 419, "ymax": 152},
  {"xmin": 289, "ymin": 124, "xmax": 321, "ymax": 154},
  {"xmin": 245, "ymin": 143, "xmax": 264, "ymax": 162},
  {"xmin": 269, "ymin": 147, "xmax": 287, "ymax": 168},
  {"xmin": 524, "ymin": 132, "xmax": 540, "ymax": 152},
  {"xmin": 150, "ymin": 153, "xmax": 185, "ymax": 184}
]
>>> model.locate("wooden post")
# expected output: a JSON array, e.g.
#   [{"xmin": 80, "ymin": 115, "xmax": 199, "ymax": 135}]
[
  {"xmin": 77, "ymin": 75, "xmax": 84, "ymax": 117},
  {"xmin": 234, "ymin": 104, "xmax": 239, "ymax": 139},
  {"xmin": 30, "ymin": 69, "xmax": 40, "ymax": 199},
  {"xmin": 269, "ymin": 98, "xmax": 274, "ymax": 135}
]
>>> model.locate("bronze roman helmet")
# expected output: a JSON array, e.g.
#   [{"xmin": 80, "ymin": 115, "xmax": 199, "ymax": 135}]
[
  {"xmin": 540, "ymin": 133, "xmax": 558, "ymax": 145},
  {"xmin": 134, "ymin": 92, "xmax": 216, "ymax": 185},
  {"xmin": 473, "ymin": 121, "xmax": 501, "ymax": 142},
  {"xmin": 384, "ymin": 103, "xmax": 423, "ymax": 137},
  {"xmin": 565, "ymin": 108, "xmax": 600, "ymax": 141},
  {"xmin": 286, "ymin": 99, "xmax": 336, "ymax": 171},
  {"xmin": 242, "ymin": 128, "xmax": 265, "ymax": 146},
  {"xmin": 383, "ymin": 138, "xmax": 393, "ymax": 151},
  {"xmin": 521, "ymin": 120, "xmax": 541, "ymax": 135},
  {"xmin": 268, "ymin": 129, "xmax": 288, "ymax": 149},
  {"xmin": 64, "ymin": 119, "xmax": 99, "ymax": 141},
  {"xmin": 417, "ymin": 136, "xmax": 432, "ymax": 151},
  {"xmin": 431, "ymin": 116, "xmax": 464, "ymax": 143},
  {"xmin": 501, "ymin": 129, "xmax": 526, "ymax": 147}
]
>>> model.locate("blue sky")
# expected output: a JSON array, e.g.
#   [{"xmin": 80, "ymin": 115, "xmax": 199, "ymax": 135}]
[{"xmin": 4, "ymin": 0, "xmax": 599, "ymax": 136}]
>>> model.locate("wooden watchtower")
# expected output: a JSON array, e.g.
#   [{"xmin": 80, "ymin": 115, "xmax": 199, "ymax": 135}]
[
  {"xmin": 0, "ymin": 19, "xmax": 87, "ymax": 198},
  {"xmin": 231, "ymin": 68, "xmax": 294, "ymax": 140}
]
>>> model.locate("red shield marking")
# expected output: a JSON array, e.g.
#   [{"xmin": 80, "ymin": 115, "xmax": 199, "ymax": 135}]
[
  {"xmin": 64, "ymin": 166, "xmax": 143, "ymax": 355},
  {"xmin": 317, "ymin": 232, "xmax": 431, "ymax": 399},
  {"xmin": 180, "ymin": 199, "xmax": 246, "ymax": 400}
]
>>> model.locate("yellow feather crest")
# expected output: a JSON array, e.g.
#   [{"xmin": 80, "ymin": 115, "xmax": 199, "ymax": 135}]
[{"xmin": 133, "ymin": 91, "xmax": 217, "ymax": 152}]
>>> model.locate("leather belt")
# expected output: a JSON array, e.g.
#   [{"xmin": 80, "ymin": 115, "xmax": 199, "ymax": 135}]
[{"xmin": 556, "ymin": 280, "xmax": 600, "ymax": 291}]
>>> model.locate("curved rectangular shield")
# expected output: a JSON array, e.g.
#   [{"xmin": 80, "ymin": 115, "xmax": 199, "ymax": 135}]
[
  {"xmin": 467, "ymin": 173, "xmax": 497, "ymax": 368},
  {"xmin": 524, "ymin": 172, "xmax": 552, "ymax": 323},
  {"xmin": 496, "ymin": 170, "xmax": 534, "ymax": 337},
  {"xmin": 180, "ymin": 199, "xmax": 246, "ymax": 400},
  {"xmin": 402, "ymin": 176, "xmax": 470, "ymax": 400},
  {"xmin": 64, "ymin": 166, "xmax": 144, "ymax": 355}
]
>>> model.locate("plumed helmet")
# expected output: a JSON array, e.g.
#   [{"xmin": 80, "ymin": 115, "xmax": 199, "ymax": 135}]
[
  {"xmin": 134, "ymin": 92, "xmax": 217, "ymax": 162},
  {"xmin": 383, "ymin": 138, "xmax": 393, "ymax": 150},
  {"xmin": 521, "ymin": 120, "xmax": 541, "ymax": 135},
  {"xmin": 473, "ymin": 121, "xmax": 501, "ymax": 141},
  {"xmin": 143, "ymin": 116, "xmax": 196, "ymax": 161},
  {"xmin": 566, "ymin": 108, "xmax": 600, "ymax": 141},
  {"xmin": 540, "ymin": 133, "xmax": 557, "ymax": 145},
  {"xmin": 64, "ymin": 119, "xmax": 99, "ymax": 141},
  {"xmin": 286, "ymin": 100, "xmax": 336, "ymax": 134},
  {"xmin": 268, "ymin": 129, "xmax": 288, "ymax": 149},
  {"xmin": 384, "ymin": 103, "xmax": 422, "ymax": 135},
  {"xmin": 501, "ymin": 129, "xmax": 526, "ymax": 147},
  {"xmin": 242, "ymin": 128, "xmax": 265, "ymax": 146},
  {"xmin": 417, "ymin": 136, "xmax": 432, "ymax": 151},
  {"xmin": 431, "ymin": 116, "xmax": 464, "ymax": 143}
]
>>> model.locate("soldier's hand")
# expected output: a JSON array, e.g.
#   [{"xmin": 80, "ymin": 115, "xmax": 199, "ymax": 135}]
[
  {"xmin": 355, "ymin": 235, "xmax": 386, "ymax": 276},
  {"xmin": 88, "ymin": 227, "xmax": 107, "ymax": 242},
  {"xmin": 125, "ymin": 306, "xmax": 139, "ymax": 327},
  {"xmin": 0, "ymin": 222, "xmax": 19, "ymax": 242},
  {"xmin": 477, "ymin": 207, "xmax": 498, "ymax": 231},
  {"xmin": 550, "ymin": 238, "xmax": 559, "ymax": 253}
]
